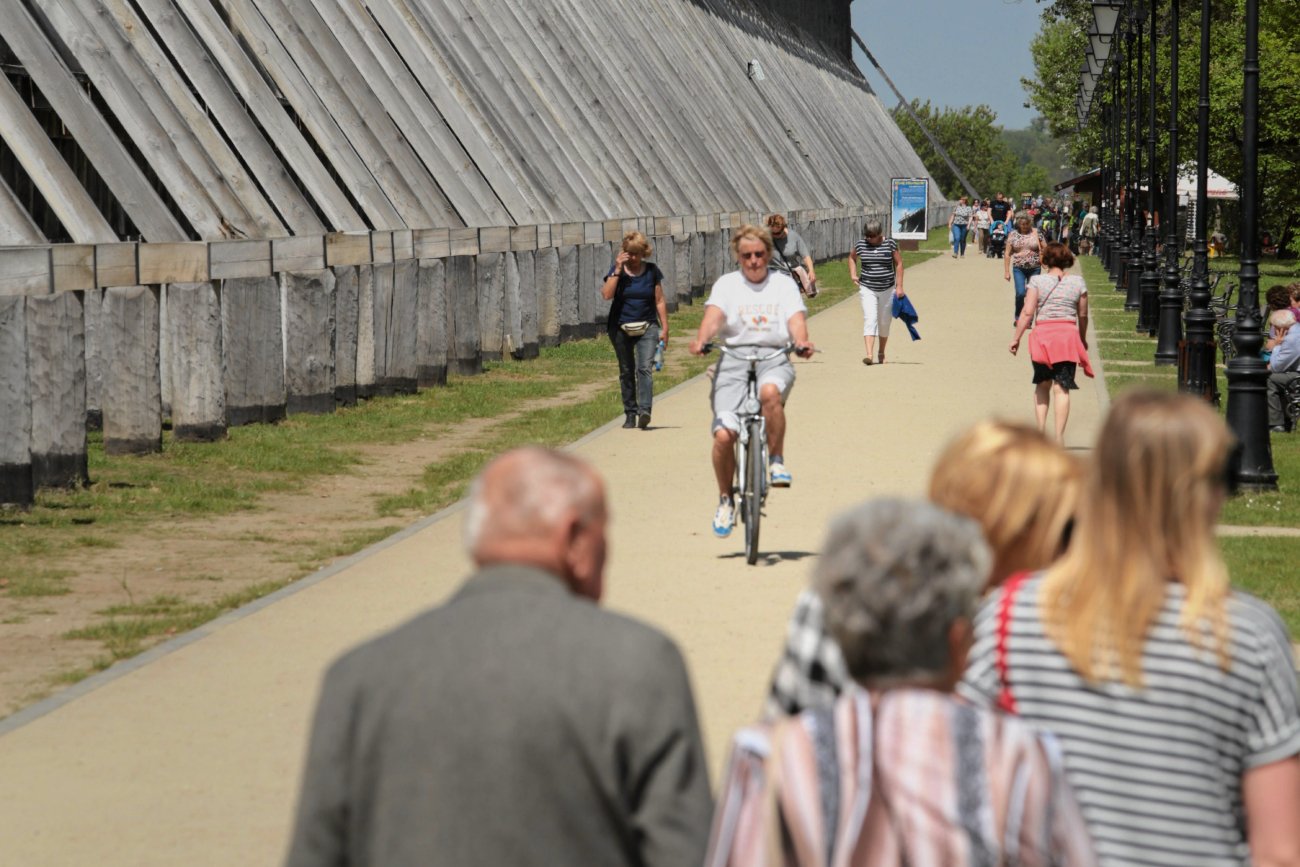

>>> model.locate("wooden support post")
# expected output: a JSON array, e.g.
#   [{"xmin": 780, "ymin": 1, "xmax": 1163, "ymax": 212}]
[
  {"xmin": 704, "ymin": 232, "xmax": 722, "ymax": 287},
  {"xmin": 27, "ymin": 293, "xmax": 88, "ymax": 489},
  {"xmin": 415, "ymin": 259, "xmax": 448, "ymax": 387},
  {"xmin": 653, "ymin": 235, "xmax": 677, "ymax": 313},
  {"xmin": 0, "ymin": 296, "xmax": 33, "ymax": 506},
  {"xmin": 674, "ymin": 235, "xmax": 692, "ymax": 306},
  {"xmin": 166, "ymin": 282, "xmax": 226, "ymax": 442},
  {"xmin": 689, "ymin": 233, "xmax": 705, "ymax": 297},
  {"xmin": 445, "ymin": 256, "xmax": 481, "ymax": 376},
  {"xmin": 476, "ymin": 252, "xmax": 506, "ymax": 362},
  {"xmin": 512, "ymin": 251, "xmax": 539, "ymax": 359},
  {"xmin": 221, "ymin": 277, "xmax": 286, "ymax": 426},
  {"xmin": 83, "ymin": 287, "xmax": 104, "ymax": 431},
  {"xmin": 355, "ymin": 265, "xmax": 377, "ymax": 398},
  {"xmin": 333, "ymin": 266, "xmax": 359, "ymax": 407},
  {"xmin": 282, "ymin": 270, "xmax": 336, "ymax": 415},
  {"xmin": 382, "ymin": 261, "xmax": 419, "ymax": 394},
  {"xmin": 557, "ymin": 246, "xmax": 581, "ymax": 342},
  {"xmin": 101, "ymin": 285, "xmax": 163, "ymax": 455},
  {"xmin": 536, "ymin": 247, "xmax": 560, "ymax": 348}
]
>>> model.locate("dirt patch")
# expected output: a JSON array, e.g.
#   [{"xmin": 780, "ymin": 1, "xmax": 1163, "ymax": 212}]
[{"xmin": 0, "ymin": 379, "xmax": 609, "ymax": 717}]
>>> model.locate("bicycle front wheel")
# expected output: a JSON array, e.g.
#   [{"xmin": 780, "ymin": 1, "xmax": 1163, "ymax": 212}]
[{"xmin": 744, "ymin": 417, "xmax": 764, "ymax": 565}]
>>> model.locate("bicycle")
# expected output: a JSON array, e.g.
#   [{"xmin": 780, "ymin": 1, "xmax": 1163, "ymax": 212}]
[{"xmin": 704, "ymin": 342, "xmax": 803, "ymax": 565}]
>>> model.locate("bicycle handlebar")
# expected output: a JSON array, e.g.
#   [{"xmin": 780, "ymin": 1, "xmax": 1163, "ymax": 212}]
[{"xmin": 701, "ymin": 342, "xmax": 814, "ymax": 361}]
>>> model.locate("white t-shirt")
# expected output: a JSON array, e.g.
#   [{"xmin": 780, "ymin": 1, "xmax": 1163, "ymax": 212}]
[{"xmin": 705, "ymin": 269, "xmax": 807, "ymax": 348}]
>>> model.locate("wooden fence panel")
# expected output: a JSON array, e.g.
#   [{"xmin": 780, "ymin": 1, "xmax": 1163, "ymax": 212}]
[
  {"xmin": 27, "ymin": 292, "xmax": 88, "ymax": 489},
  {"xmin": 282, "ymin": 270, "xmax": 336, "ymax": 415},
  {"xmin": 100, "ymin": 284, "xmax": 162, "ymax": 455},
  {"xmin": 166, "ymin": 281, "xmax": 226, "ymax": 442},
  {"xmin": 0, "ymin": 296, "xmax": 33, "ymax": 506},
  {"xmin": 221, "ymin": 276, "xmax": 285, "ymax": 426}
]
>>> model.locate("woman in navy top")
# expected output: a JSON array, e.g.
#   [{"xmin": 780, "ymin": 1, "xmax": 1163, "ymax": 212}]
[{"xmin": 601, "ymin": 231, "xmax": 669, "ymax": 429}]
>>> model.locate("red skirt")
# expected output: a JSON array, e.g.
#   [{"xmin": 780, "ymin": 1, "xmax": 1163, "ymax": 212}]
[{"xmin": 1028, "ymin": 320, "xmax": 1093, "ymax": 378}]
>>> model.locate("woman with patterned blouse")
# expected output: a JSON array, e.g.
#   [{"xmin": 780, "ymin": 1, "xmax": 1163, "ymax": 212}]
[
  {"xmin": 1004, "ymin": 210, "xmax": 1043, "ymax": 323},
  {"xmin": 947, "ymin": 195, "xmax": 973, "ymax": 258}
]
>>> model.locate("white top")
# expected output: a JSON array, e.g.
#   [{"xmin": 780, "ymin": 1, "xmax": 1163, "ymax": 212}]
[{"xmin": 705, "ymin": 269, "xmax": 806, "ymax": 348}]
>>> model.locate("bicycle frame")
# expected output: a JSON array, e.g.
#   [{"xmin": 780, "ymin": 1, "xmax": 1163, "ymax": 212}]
[{"xmin": 709, "ymin": 344, "xmax": 793, "ymax": 564}]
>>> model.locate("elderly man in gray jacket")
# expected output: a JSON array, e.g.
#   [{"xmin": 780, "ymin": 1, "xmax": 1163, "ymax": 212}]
[{"xmin": 285, "ymin": 447, "xmax": 713, "ymax": 866}]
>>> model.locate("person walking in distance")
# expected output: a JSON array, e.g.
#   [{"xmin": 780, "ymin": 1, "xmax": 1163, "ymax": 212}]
[
  {"xmin": 1005, "ymin": 210, "xmax": 1043, "ymax": 323},
  {"xmin": 948, "ymin": 195, "xmax": 973, "ymax": 258},
  {"xmin": 766, "ymin": 213, "xmax": 817, "ymax": 296},
  {"xmin": 602, "ymin": 231, "xmax": 669, "ymax": 430},
  {"xmin": 847, "ymin": 219, "xmax": 904, "ymax": 366},
  {"xmin": 1009, "ymin": 242, "xmax": 1092, "ymax": 443},
  {"xmin": 690, "ymin": 225, "xmax": 814, "ymax": 538},
  {"xmin": 284, "ymin": 448, "xmax": 713, "ymax": 867}
]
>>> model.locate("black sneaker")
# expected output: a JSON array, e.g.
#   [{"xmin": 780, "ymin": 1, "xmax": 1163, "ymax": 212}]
[
  {"xmin": 623, "ymin": 413, "xmax": 636, "ymax": 429},
  {"xmin": 637, "ymin": 412, "xmax": 651, "ymax": 429}
]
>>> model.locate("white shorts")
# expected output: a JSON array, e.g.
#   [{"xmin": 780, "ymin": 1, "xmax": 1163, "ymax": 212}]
[
  {"xmin": 860, "ymin": 287, "xmax": 893, "ymax": 338},
  {"xmin": 709, "ymin": 354, "xmax": 795, "ymax": 434}
]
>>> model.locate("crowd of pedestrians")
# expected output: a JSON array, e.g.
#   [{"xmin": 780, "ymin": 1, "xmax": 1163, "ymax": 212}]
[{"xmin": 282, "ymin": 210, "xmax": 1298, "ymax": 867}]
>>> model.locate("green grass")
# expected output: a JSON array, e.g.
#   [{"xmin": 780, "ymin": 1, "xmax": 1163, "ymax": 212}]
[
  {"xmin": 1222, "ymin": 536, "xmax": 1300, "ymax": 635},
  {"xmin": 3, "ymin": 568, "xmax": 73, "ymax": 598},
  {"xmin": 62, "ymin": 580, "xmax": 291, "ymax": 662}
]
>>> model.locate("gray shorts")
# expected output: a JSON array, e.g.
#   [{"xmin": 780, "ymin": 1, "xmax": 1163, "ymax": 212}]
[{"xmin": 709, "ymin": 353, "xmax": 796, "ymax": 434}]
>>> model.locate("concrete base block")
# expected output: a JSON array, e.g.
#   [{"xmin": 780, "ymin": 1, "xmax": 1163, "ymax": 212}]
[
  {"xmin": 31, "ymin": 451, "xmax": 87, "ymax": 490},
  {"xmin": 0, "ymin": 463, "xmax": 33, "ymax": 508}
]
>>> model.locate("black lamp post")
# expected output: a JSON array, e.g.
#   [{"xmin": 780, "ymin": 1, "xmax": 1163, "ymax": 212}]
[
  {"xmin": 1224, "ymin": 0, "xmax": 1277, "ymax": 490},
  {"xmin": 1123, "ymin": 3, "xmax": 1145, "ymax": 308},
  {"xmin": 1179, "ymin": 0, "xmax": 1217, "ymax": 401},
  {"xmin": 1136, "ymin": 0, "xmax": 1162, "ymax": 336},
  {"xmin": 1154, "ymin": 0, "xmax": 1182, "ymax": 364}
]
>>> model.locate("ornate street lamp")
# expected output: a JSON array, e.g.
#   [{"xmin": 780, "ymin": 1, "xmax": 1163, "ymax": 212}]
[
  {"xmin": 1180, "ymin": 0, "xmax": 1217, "ymax": 400},
  {"xmin": 1136, "ymin": 0, "xmax": 1162, "ymax": 336},
  {"xmin": 1224, "ymin": 0, "xmax": 1278, "ymax": 490},
  {"xmin": 1092, "ymin": 0, "xmax": 1123, "ymax": 40},
  {"xmin": 1154, "ymin": 0, "xmax": 1182, "ymax": 364},
  {"xmin": 1123, "ymin": 2, "xmax": 1146, "ymax": 307}
]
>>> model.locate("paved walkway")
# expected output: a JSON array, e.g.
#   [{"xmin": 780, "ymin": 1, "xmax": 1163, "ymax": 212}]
[{"xmin": 0, "ymin": 252, "xmax": 1108, "ymax": 865}]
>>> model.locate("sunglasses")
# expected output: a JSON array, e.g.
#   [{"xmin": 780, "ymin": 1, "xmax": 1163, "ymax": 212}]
[{"xmin": 739, "ymin": 251, "xmax": 767, "ymax": 260}]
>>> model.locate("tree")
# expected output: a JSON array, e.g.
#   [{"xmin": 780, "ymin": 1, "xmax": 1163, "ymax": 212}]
[
  {"xmin": 890, "ymin": 101, "xmax": 1019, "ymax": 199},
  {"xmin": 1025, "ymin": 0, "xmax": 1300, "ymax": 255}
]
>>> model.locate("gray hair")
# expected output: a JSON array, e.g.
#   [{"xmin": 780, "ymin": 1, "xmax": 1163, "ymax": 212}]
[
  {"xmin": 862, "ymin": 219, "xmax": 883, "ymax": 239},
  {"xmin": 814, "ymin": 499, "xmax": 991, "ymax": 686},
  {"xmin": 462, "ymin": 447, "xmax": 600, "ymax": 555}
]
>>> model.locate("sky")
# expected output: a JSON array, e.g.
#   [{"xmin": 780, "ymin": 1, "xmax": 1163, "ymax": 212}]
[{"xmin": 849, "ymin": 0, "xmax": 1047, "ymax": 130}]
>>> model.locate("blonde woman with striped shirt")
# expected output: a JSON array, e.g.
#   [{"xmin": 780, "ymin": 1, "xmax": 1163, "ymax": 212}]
[{"xmin": 962, "ymin": 390, "xmax": 1300, "ymax": 866}]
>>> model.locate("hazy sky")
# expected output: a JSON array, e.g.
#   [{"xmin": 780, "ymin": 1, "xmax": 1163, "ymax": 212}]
[{"xmin": 849, "ymin": 0, "xmax": 1047, "ymax": 130}]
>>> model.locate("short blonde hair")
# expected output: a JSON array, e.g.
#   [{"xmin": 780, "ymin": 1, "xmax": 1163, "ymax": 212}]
[
  {"xmin": 730, "ymin": 224, "xmax": 774, "ymax": 259},
  {"xmin": 621, "ymin": 230, "xmax": 652, "ymax": 257},
  {"xmin": 928, "ymin": 420, "xmax": 1081, "ymax": 589}
]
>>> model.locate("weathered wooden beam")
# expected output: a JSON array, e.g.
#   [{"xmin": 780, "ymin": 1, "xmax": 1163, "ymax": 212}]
[
  {"xmin": 535, "ymin": 246, "xmax": 560, "ymax": 348},
  {"xmin": 27, "ymin": 292, "xmax": 87, "ymax": 489},
  {"xmin": 281, "ymin": 270, "xmax": 336, "ymax": 415},
  {"xmin": 100, "ymin": 285, "xmax": 162, "ymax": 455},
  {"xmin": 0, "ymin": 176, "xmax": 45, "ymax": 246},
  {"xmin": 221, "ymin": 276, "xmax": 285, "ymax": 426},
  {"xmin": 332, "ymin": 266, "xmax": 359, "ymax": 407},
  {"xmin": 0, "ymin": 296, "xmax": 33, "ymax": 506},
  {"xmin": 166, "ymin": 281, "xmax": 226, "ymax": 442},
  {"xmin": 415, "ymin": 258, "xmax": 448, "ymax": 388},
  {"xmin": 444, "ymin": 255, "xmax": 481, "ymax": 376}
]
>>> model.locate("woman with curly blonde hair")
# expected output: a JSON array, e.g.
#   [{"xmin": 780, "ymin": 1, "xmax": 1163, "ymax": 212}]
[
  {"xmin": 601, "ymin": 230, "xmax": 668, "ymax": 429},
  {"xmin": 962, "ymin": 390, "xmax": 1300, "ymax": 866}
]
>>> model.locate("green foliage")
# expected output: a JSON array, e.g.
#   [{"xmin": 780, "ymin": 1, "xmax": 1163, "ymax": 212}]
[{"xmin": 1027, "ymin": 0, "xmax": 1300, "ymax": 255}]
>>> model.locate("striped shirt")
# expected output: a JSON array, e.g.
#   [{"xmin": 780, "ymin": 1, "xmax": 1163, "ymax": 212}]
[
  {"xmin": 708, "ymin": 686, "xmax": 1095, "ymax": 866},
  {"xmin": 854, "ymin": 238, "xmax": 898, "ymax": 292},
  {"xmin": 961, "ymin": 575, "xmax": 1300, "ymax": 867}
]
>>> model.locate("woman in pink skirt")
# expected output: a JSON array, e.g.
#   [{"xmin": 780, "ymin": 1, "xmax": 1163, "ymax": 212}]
[{"xmin": 1009, "ymin": 242, "xmax": 1092, "ymax": 442}]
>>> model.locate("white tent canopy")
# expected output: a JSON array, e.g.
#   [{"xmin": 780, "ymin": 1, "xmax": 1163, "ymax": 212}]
[{"xmin": 1178, "ymin": 164, "xmax": 1239, "ymax": 201}]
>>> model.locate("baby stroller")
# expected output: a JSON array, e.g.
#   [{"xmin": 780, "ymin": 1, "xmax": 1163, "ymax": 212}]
[{"xmin": 988, "ymin": 220, "xmax": 1008, "ymax": 258}]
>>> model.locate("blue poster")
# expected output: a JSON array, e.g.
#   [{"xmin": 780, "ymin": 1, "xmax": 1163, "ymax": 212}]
[{"xmin": 891, "ymin": 178, "xmax": 929, "ymax": 240}]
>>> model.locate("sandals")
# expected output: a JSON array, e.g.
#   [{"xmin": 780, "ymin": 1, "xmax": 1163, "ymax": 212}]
[{"xmin": 862, "ymin": 357, "xmax": 873, "ymax": 366}]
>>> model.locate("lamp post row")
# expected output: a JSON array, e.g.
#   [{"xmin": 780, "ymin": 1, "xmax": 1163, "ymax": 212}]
[{"xmin": 1079, "ymin": 0, "xmax": 1275, "ymax": 491}]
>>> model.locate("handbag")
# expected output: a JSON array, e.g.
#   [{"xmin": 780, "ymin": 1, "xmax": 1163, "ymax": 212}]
[
  {"xmin": 995, "ymin": 571, "xmax": 1032, "ymax": 714},
  {"xmin": 619, "ymin": 321, "xmax": 651, "ymax": 337}
]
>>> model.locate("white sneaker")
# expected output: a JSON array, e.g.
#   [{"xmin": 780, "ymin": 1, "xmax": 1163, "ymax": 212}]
[
  {"xmin": 770, "ymin": 460, "xmax": 792, "ymax": 487},
  {"xmin": 712, "ymin": 499, "xmax": 735, "ymax": 538}
]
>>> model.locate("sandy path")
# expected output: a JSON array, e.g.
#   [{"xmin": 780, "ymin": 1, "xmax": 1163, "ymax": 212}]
[{"xmin": 0, "ymin": 252, "xmax": 1106, "ymax": 865}]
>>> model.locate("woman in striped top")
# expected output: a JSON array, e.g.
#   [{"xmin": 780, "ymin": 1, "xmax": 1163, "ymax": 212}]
[
  {"xmin": 962, "ymin": 390, "xmax": 1300, "ymax": 867},
  {"xmin": 848, "ymin": 219, "xmax": 904, "ymax": 365}
]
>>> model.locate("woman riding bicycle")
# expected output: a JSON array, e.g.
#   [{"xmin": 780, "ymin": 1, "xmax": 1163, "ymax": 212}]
[{"xmin": 689, "ymin": 225, "xmax": 815, "ymax": 538}]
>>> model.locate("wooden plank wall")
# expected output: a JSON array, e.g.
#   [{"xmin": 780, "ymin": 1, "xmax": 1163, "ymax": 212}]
[
  {"xmin": 1, "ymin": 0, "xmax": 940, "ymax": 245},
  {"xmin": 0, "ymin": 204, "xmax": 946, "ymax": 508}
]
